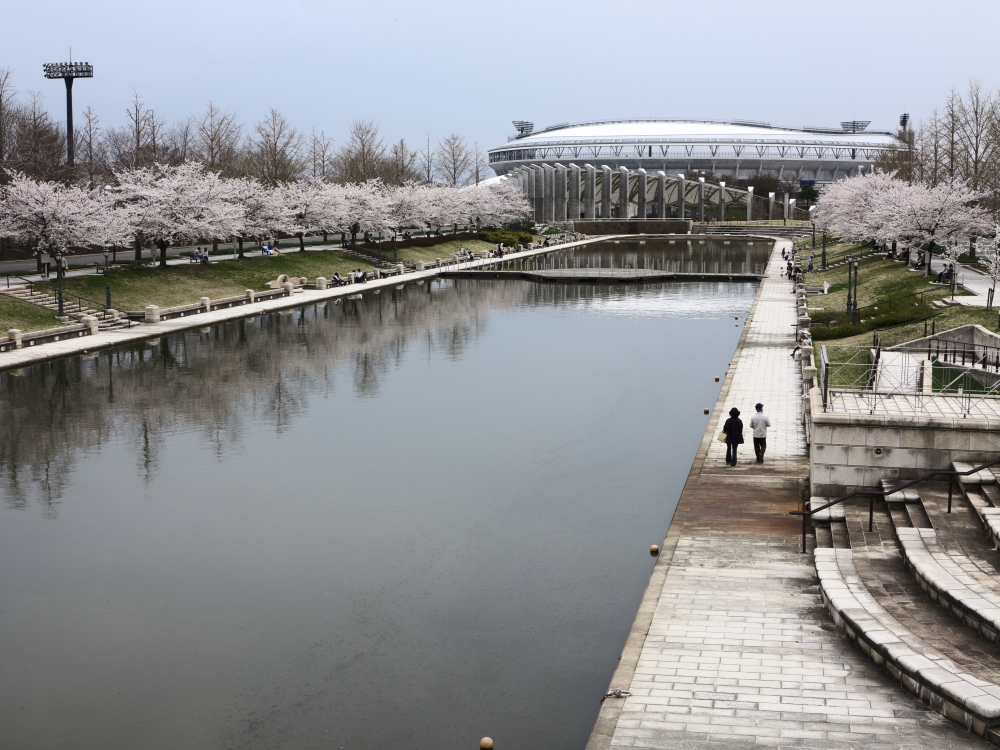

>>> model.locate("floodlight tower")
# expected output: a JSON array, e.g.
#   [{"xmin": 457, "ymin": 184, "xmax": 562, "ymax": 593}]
[{"xmin": 42, "ymin": 61, "xmax": 93, "ymax": 169}]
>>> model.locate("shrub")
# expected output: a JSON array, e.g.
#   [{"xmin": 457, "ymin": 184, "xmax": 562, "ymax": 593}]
[{"xmin": 477, "ymin": 229, "xmax": 532, "ymax": 246}]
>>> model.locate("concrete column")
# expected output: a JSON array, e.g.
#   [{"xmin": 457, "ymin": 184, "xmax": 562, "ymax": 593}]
[
  {"xmin": 532, "ymin": 166, "xmax": 544, "ymax": 223},
  {"xmin": 783, "ymin": 194, "xmax": 790, "ymax": 221},
  {"xmin": 80, "ymin": 315, "xmax": 99, "ymax": 334},
  {"xmin": 584, "ymin": 165, "xmax": 596, "ymax": 219},
  {"xmin": 676, "ymin": 175, "xmax": 686, "ymax": 218},
  {"xmin": 316, "ymin": 277, "xmax": 328, "ymax": 289},
  {"xmin": 601, "ymin": 166, "xmax": 613, "ymax": 219},
  {"xmin": 200, "ymin": 296, "xmax": 211, "ymax": 312},
  {"xmin": 768, "ymin": 192, "xmax": 775, "ymax": 220},
  {"xmin": 698, "ymin": 178, "xmax": 706, "ymax": 222},
  {"xmin": 554, "ymin": 164, "xmax": 568, "ymax": 222},
  {"xmin": 7, "ymin": 329, "xmax": 22, "ymax": 348},
  {"xmin": 415, "ymin": 260, "xmax": 425, "ymax": 271},
  {"xmin": 245, "ymin": 289, "xmax": 255, "ymax": 302},
  {"xmin": 655, "ymin": 172, "xmax": 666, "ymax": 218},
  {"xmin": 789, "ymin": 198, "xmax": 797, "ymax": 221},
  {"xmin": 543, "ymin": 164, "xmax": 556, "ymax": 222},
  {"xmin": 282, "ymin": 282, "xmax": 295, "ymax": 295},
  {"xmin": 718, "ymin": 181, "xmax": 726, "ymax": 222},
  {"xmin": 567, "ymin": 164, "xmax": 581, "ymax": 220},
  {"xmin": 636, "ymin": 169, "xmax": 648, "ymax": 219},
  {"xmin": 144, "ymin": 305, "xmax": 160, "ymax": 323},
  {"xmin": 746, "ymin": 186, "xmax": 754, "ymax": 222},
  {"xmin": 618, "ymin": 166, "xmax": 630, "ymax": 218}
]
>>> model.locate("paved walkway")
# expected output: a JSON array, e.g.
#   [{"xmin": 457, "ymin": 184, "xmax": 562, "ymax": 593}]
[{"xmin": 587, "ymin": 241, "xmax": 989, "ymax": 750}]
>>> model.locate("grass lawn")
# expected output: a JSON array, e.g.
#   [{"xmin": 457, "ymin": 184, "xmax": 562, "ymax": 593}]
[
  {"xmin": 0, "ymin": 295, "xmax": 69, "ymax": 333},
  {"xmin": 825, "ymin": 305, "xmax": 1000, "ymax": 348},
  {"xmin": 382, "ymin": 238, "xmax": 497, "ymax": 263},
  {"xmin": 59, "ymin": 250, "xmax": 375, "ymax": 311}
]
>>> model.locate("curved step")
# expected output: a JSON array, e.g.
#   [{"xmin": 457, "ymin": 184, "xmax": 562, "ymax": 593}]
[
  {"xmin": 815, "ymin": 547, "xmax": 1000, "ymax": 743},
  {"xmin": 896, "ymin": 527, "xmax": 1000, "ymax": 643}
]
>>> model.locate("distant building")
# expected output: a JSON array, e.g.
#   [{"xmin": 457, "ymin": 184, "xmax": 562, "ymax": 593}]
[{"xmin": 488, "ymin": 119, "xmax": 895, "ymax": 185}]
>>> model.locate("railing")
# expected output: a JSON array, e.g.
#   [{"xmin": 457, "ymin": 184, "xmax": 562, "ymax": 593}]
[
  {"xmin": 14, "ymin": 277, "xmax": 130, "ymax": 327},
  {"xmin": 791, "ymin": 457, "xmax": 1000, "ymax": 553},
  {"xmin": 819, "ymin": 342, "xmax": 1000, "ymax": 417},
  {"xmin": 810, "ymin": 288, "xmax": 936, "ymax": 328}
]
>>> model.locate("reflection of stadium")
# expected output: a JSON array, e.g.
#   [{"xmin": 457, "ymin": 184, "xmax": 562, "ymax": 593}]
[
  {"xmin": 489, "ymin": 119, "xmax": 894, "ymax": 183},
  {"xmin": 488, "ymin": 120, "xmax": 895, "ymax": 224}
]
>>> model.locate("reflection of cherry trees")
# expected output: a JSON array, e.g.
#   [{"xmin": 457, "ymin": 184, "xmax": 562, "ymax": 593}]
[{"xmin": 0, "ymin": 279, "xmax": 531, "ymax": 510}]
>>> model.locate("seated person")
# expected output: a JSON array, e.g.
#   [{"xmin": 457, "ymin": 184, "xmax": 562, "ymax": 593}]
[{"xmin": 332, "ymin": 272, "xmax": 344, "ymax": 285}]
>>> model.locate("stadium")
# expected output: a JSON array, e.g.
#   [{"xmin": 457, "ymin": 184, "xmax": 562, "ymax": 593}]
[
  {"xmin": 488, "ymin": 119, "xmax": 896, "ymax": 184},
  {"xmin": 487, "ymin": 119, "xmax": 896, "ymax": 224}
]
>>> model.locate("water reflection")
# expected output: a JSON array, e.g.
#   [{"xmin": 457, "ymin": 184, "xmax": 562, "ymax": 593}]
[{"xmin": 0, "ymin": 269, "xmax": 760, "ymax": 750}]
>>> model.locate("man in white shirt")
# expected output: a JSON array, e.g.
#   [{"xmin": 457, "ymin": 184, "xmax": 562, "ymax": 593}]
[{"xmin": 750, "ymin": 403, "xmax": 771, "ymax": 464}]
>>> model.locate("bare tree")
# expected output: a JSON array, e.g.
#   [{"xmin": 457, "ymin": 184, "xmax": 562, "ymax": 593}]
[
  {"xmin": 247, "ymin": 108, "xmax": 305, "ymax": 184},
  {"xmin": 470, "ymin": 141, "xmax": 491, "ymax": 184},
  {"xmin": 419, "ymin": 134, "xmax": 434, "ymax": 184},
  {"xmin": 306, "ymin": 128, "xmax": 334, "ymax": 179},
  {"xmin": 77, "ymin": 106, "xmax": 106, "ymax": 187},
  {"xmin": 332, "ymin": 120, "xmax": 387, "ymax": 183},
  {"xmin": 0, "ymin": 68, "xmax": 16, "ymax": 170},
  {"xmin": 164, "ymin": 118, "xmax": 194, "ymax": 164},
  {"xmin": 435, "ymin": 133, "xmax": 472, "ymax": 186},
  {"xmin": 10, "ymin": 92, "xmax": 65, "ymax": 180},
  {"xmin": 193, "ymin": 101, "xmax": 243, "ymax": 175},
  {"xmin": 385, "ymin": 138, "xmax": 419, "ymax": 185}
]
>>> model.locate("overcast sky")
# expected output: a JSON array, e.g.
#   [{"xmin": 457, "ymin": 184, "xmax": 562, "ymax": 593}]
[{"xmin": 6, "ymin": 0, "xmax": 998, "ymax": 169}]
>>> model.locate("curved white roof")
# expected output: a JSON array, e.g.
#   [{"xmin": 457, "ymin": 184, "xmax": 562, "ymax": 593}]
[{"xmin": 510, "ymin": 119, "xmax": 894, "ymax": 147}]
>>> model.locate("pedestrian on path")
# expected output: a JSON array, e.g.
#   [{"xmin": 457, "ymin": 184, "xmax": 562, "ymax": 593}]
[
  {"xmin": 750, "ymin": 403, "xmax": 771, "ymax": 464},
  {"xmin": 723, "ymin": 407, "xmax": 744, "ymax": 467}
]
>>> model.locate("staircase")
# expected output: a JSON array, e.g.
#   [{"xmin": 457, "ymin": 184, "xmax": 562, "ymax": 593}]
[
  {"xmin": 811, "ymin": 465, "xmax": 1000, "ymax": 745},
  {"xmin": 1, "ymin": 285, "xmax": 131, "ymax": 331}
]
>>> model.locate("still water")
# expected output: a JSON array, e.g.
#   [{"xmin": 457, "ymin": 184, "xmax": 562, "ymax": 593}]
[{"xmin": 0, "ymin": 261, "xmax": 758, "ymax": 749}]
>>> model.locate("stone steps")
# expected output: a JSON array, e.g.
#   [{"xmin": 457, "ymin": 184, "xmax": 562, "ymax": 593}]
[
  {"xmin": 1, "ymin": 287, "xmax": 131, "ymax": 331},
  {"xmin": 810, "ymin": 491, "xmax": 1000, "ymax": 745},
  {"xmin": 816, "ymin": 546, "xmax": 1000, "ymax": 744}
]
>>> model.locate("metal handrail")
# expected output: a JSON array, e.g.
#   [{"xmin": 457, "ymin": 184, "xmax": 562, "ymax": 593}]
[
  {"xmin": 15, "ymin": 276, "xmax": 116, "ymax": 318},
  {"xmin": 790, "ymin": 457, "xmax": 1000, "ymax": 553}
]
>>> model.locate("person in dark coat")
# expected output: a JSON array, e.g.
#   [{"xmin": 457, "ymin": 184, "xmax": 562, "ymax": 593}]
[{"xmin": 723, "ymin": 407, "xmax": 744, "ymax": 467}]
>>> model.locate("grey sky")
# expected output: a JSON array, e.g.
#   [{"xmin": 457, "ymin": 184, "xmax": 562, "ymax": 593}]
[{"xmin": 6, "ymin": 0, "xmax": 998, "ymax": 170}]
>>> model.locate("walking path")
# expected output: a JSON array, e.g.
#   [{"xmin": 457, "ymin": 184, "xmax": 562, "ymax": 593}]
[
  {"xmin": 0, "ymin": 241, "xmax": 580, "ymax": 371},
  {"xmin": 587, "ymin": 240, "xmax": 988, "ymax": 750}
]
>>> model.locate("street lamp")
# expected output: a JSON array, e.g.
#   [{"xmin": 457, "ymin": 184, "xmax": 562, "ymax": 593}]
[
  {"xmin": 54, "ymin": 249, "xmax": 66, "ymax": 320},
  {"xmin": 821, "ymin": 232, "xmax": 828, "ymax": 270},
  {"xmin": 846, "ymin": 256, "xmax": 861, "ymax": 325},
  {"xmin": 43, "ymin": 61, "xmax": 93, "ymax": 170},
  {"xmin": 103, "ymin": 245, "xmax": 111, "ymax": 310}
]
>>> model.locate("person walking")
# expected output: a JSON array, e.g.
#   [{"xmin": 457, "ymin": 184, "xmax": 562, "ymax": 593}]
[
  {"xmin": 750, "ymin": 403, "xmax": 771, "ymax": 464},
  {"xmin": 722, "ymin": 407, "xmax": 744, "ymax": 467}
]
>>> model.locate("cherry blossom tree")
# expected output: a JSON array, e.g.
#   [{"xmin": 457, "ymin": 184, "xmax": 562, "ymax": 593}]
[
  {"xmin": 276, "ymin": 178, "xmax": 328, "ymax": 251},
  {"xmin": 0, "ymin": 170, "xmax": 106, "ymax": 267},
  {"xmin": 114, "ymin": 163, "xmax": 241, "ymax": 267},
  {"xmin": 225, "ymin": 177, "xmax": 293, "ymax": 257},
  {"xmin": 979, "ymin": 224, "xmax": 1000, "ymax": 310}
]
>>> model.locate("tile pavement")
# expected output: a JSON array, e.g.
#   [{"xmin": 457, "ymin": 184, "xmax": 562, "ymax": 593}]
[{"xmin": 587, "ymin": 240, "xmax": 990, "ymax": 750}]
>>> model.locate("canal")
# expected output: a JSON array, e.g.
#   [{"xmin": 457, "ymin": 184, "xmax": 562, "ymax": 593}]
[{"xmin": 0, "ymin": 242, "xmax": 767, "ymax": 750}]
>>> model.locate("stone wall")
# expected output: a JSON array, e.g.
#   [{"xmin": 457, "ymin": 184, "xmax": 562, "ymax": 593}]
[
  {"xmin": 808, "ymin": 387, "xmax": 1000, "ymax": 497},
  {"xmin": 572, "ymin": 219, "xmax": 692, "ymax": 235}
]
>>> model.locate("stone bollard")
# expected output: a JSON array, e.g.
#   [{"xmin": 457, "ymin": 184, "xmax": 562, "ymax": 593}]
[
  {"xmin": 798, "ymin": 316, "xmax": 810, "ymax": 327},
  {"xmin": 80, "ymin": 315, "xmax": 99, "ymax": 335},
  {"xmin": 145, "ymin": 305, "xmax": 161, "ymax": 323},
  {"xmin": 454, "ymin": 254, "xmax": 462, "ymax": 262},
  {"xmin": 316, "ymin": 277, "xmax": 328, "ymax": 290},
  {"xmin": 200, "ymin": 296, "xmax": 211, "ymax": 312},
  {"xmin": 245, "ymin": 289, "xmax": 255, "ymax": 303},
  {"xmin": 282, "ymin": 282, "xmax": 294, "ymax": 295},
  {"xmin": 415, "ymin": 260, "xmax": 425, "ymax": 271},
  {"xmin": 397, "ymin": 263, "xmax": 405, "ymax": 275},
  {"xmin": 436, "ymin": 258, "xmax": 442, "ymax": 268},
  {"xmin": 7, "ymin": 329, "xmax": 22, "ymax": 349}
]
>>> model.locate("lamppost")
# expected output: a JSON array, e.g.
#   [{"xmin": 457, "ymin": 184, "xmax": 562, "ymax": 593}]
[
  {"xmin": 847, "ymin": 256, "xmax": 861, "ymax": 324},
  {"xmin": 54, "ymin": 249, "xmax": 66, "ymax": 320},
  {"xmin": 42, "ymin": 61, "xmax": 93, "ymax": 170},
  {"xmin": 809, "ymin": 206, "xmax": 816, "ymax": 246},
  {"xmin": 845, "ymin": 254, "xmax": 854, "ymax": 316},
  {"xmin": 821, "ymin": 232, "xmax": 828, "ymax": 270},
  {"xmin": 103, "ymin": 245, "xmax": 111, "ymax": 310}
]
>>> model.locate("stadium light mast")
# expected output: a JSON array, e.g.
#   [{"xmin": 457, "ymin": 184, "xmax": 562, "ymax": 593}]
[{"xmin": 43, "ymin": 60, "xmax": 93, "ymax": 169}]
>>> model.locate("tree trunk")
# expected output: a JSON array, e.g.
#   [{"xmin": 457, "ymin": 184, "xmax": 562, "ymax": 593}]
[
  {"xmin": 322, "ymin": 231, "xmax": 328, "ymax": 242},
  {"xmin": 298, "ymin": 233, "xmax": 305, "ymax": 252},
  {"xmin": 925, "ymin": 241, "xmax": 934, "ymax": 276},
  {"xmin": 134, "ymin": 236, "xmax": 143, "ymax": 262},
  {"xmin": 212, "ymin": 239, "xmax": 219, "ymax": 254},
  {"xmin": 237, "ymin": 237, "xmax": 245, "ymax": 259},
  {"xmin": 157, "ymin": 240, "xmax": 169, "ymax": 268}
]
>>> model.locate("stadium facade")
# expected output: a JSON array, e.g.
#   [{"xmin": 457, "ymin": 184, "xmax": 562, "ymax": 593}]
[
  {"xmin": 487, "ymin": 119, "xmax": 896, "ymax": 224},
  {"xmin": 488, "ymin": 119, "xmax": 895, "ymax": 183}
]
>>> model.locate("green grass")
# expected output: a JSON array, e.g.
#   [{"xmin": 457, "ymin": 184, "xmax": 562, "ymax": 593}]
[
  {"xmin": 358, "ymin": 238, "xmax": 498, "ymax": 264},
  {"xmin": 826, "ymin": 305, "xmax": 1000, "ymax": 348},
  {"xmin": 58, "ymin": 250, "xmax": 375, "ymax": 311},
  {"xmin": 0, "ymin": 294, "xmax": 69, "ymax": 333}
]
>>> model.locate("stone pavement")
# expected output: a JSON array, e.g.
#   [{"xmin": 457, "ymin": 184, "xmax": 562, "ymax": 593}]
[{"xmin": 586, "ymin": 240, "xmax": 989, "ymax": 750}]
